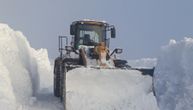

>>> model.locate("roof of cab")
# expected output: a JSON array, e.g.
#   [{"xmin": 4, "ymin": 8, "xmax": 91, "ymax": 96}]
[{"xmin": 71, "ymin": 19, "xmax": 109, "ymax": 26}]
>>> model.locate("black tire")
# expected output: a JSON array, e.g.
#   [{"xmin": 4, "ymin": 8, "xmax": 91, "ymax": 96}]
[
  {"xmin": 60, "ymin": 63, "xmax": 67, "ymax": 101},
  {"xmin": 60, "ymin": 65, "xmax": 64, "ymax": 101},
  {"xmin": 54, "ymin": 59, "xmax": 61, "ymax": 97},
  {"xmin": 62, "ymin": 64, "xmax": 67, "ymax": 110}
]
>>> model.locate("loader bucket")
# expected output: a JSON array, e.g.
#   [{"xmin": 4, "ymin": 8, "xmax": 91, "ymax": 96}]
[{"xmin": 65, "ymin": 68, "xmax": 157, "ymax": 110}]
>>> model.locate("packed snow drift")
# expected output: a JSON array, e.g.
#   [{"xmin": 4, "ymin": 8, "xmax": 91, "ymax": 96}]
[
  {"xmin": 0, "ymin": 23, "xmax": 53, "ymax": 110},
  {"xmin": 154, "ymin": 37, "xmax": 193, "ymax": 110}
]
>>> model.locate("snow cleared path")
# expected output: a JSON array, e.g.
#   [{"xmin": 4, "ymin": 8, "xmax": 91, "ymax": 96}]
[{"xmin": 26, "ymin": 89, "xmax": 63, "ymax": 110}]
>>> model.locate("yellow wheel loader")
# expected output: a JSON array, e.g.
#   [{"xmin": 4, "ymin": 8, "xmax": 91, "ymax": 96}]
[{"xmin": 53, "ymin": 20, "xmax": 154, "ymax": 110}]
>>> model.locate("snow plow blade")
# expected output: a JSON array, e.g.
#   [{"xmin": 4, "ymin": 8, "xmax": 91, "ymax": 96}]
[
  {"xmin": 65, "ymin": 68, "xmax": 157, "ymax": 110},
  {"xmin": 90, "ymin": 66, "xmax": 155, "ymax": 77}
]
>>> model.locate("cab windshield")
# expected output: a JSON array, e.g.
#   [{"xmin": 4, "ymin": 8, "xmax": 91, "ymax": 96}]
[{"xmin": 77, "ymin": 24, "xmax": 105, "ymax": 47}]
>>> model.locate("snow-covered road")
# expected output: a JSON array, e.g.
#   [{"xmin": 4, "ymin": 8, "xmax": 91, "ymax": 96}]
[{"xmin": 27, "ymin": 89, "xmax": 63, "ymax": 110}]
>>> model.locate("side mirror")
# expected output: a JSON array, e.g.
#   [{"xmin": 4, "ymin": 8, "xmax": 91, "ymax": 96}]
[
  {"xmin": 111, "ymin": 27, "xmax": 116, "ymax": 38},
  {"xmin": 115, "ymin": 48, "xmax": 122, "ymax": 54},
  {"xmin": 70, "ymin": 24, "xmax": 75, "ymax": 35},
  {"xmin": 110, "ymin": 48, "xmax": 123, "ymax": 56}
]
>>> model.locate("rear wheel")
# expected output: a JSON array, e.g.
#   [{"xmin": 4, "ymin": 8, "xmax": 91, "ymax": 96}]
[{"xmin": 54, "ymin": 59, "xmax": 61, "ymax": 97}]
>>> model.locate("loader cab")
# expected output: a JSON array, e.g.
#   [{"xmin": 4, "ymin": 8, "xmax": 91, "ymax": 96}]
[{"xmin": 70, "ymin": 20, "xmax": 116, "ymax": 50}]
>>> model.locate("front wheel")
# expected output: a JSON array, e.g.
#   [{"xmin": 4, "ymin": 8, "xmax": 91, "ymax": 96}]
[{"xmin": 61, "ymin": 64, "xmax": 67, "ymax": 109}]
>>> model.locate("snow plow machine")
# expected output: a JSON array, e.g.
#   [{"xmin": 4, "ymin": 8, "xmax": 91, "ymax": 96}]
[{"xmin": 53, "ymin": 20, "xmax": 154, "ymax": 109}]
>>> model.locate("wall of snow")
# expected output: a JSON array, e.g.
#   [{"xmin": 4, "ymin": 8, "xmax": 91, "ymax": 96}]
[
  {"xmin": 154, "ymin": 37, "xmax": 193, "ymax": 110},
  {"xmin": 0, "ymin": 23, "xmax": 52, "ymax": 110},
  {"xmin": 67, "ymin": 68, "xmax": 158, "ymax": 110}
]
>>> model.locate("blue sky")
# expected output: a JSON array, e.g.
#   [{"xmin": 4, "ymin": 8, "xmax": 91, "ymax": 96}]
[{"xmin": 0, "ymin": 0, "xmax": 193, "ymax": 59}]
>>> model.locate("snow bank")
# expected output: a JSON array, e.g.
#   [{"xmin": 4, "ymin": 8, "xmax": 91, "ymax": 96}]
[
  {"xmin": 154, "ymin": 37, "xmax": 193, "ymax": 110},
  {"xmin": 33, "ymin": 49, "xmax": 53, "ymax": 89},
  {"xmin": 0, "ymin": 23, "xmax": 52, "ymax": 109},
  {"xmin": 67, "ymin": 68, "xmax": 158, "ymax": 110}
]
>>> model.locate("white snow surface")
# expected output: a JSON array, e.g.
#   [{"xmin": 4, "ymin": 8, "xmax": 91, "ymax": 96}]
[
  {"xmin": 0, "ymin": 23, "xmax": 59, "ymax": 110},
  {"xmin": 0, "ymin": 23, "xmax": 158, "ymax": 110},
  {"xmin": 154, "ymin": 37, "xmax": 193, "ymax": 110}
]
